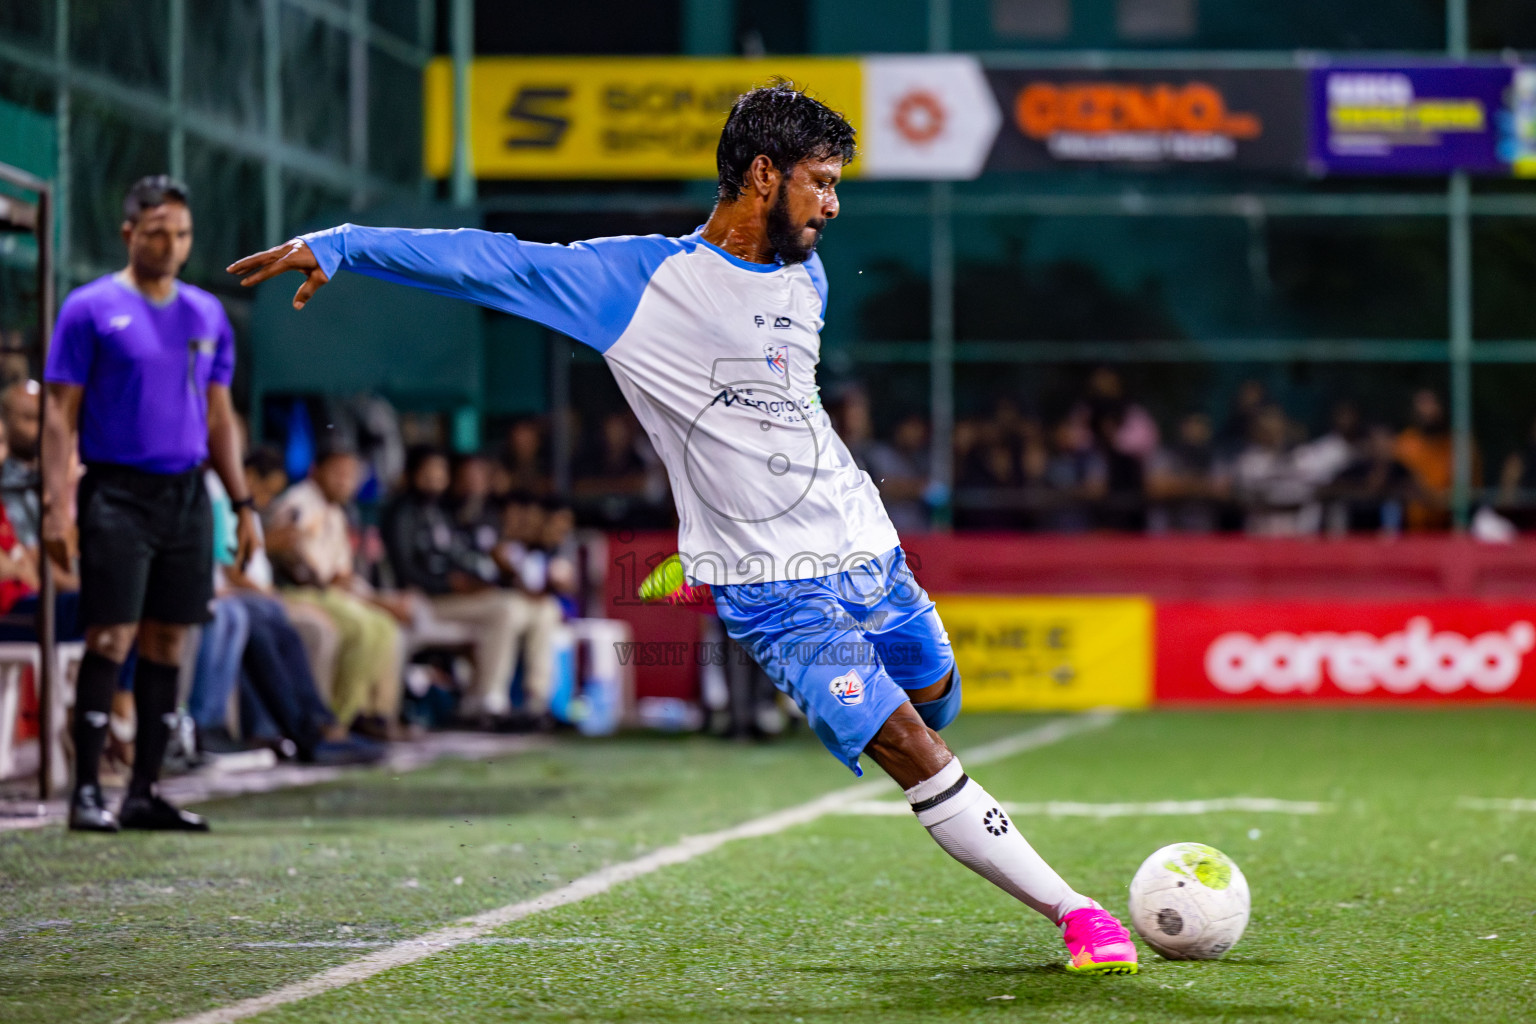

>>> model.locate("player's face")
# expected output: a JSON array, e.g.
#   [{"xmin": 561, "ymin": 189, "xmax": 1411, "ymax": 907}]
[
  {"xmin": 123, "ymin": 201, "xmax": 193, "ymax": 280},
  {"xmin": 767, "ymin": 156, "xmax": 842, "ymax": 264}
]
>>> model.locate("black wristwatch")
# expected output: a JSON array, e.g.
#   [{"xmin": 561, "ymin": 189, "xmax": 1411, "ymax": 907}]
[{"xmin": 231, "ymin": 497, "xmax": 256, "ymax": 513}]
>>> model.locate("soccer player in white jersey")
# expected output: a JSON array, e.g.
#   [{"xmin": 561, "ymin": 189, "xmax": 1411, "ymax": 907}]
[{"xmin": 229, "ymin": 82, "xmax": 1138, "ymax": 974}]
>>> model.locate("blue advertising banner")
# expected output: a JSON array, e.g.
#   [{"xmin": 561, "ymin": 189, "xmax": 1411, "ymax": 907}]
[{"xmin": 1310, "ymin": 65, "xmax": 1515, "ymax": 175}]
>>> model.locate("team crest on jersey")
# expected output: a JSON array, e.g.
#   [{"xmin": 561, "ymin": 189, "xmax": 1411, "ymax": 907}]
[
  {"xmin": 829, "ymin": 669, "xmax": 864, "ymax": 706},
  {"xmin": 764, "ymin": 344, "xmax": 787, "ymax": 378}
]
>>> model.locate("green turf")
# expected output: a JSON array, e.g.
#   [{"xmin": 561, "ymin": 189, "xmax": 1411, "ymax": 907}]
[{"xmin": 5, "ymin": 710, "xmax": 1536, "ymax": 1023}]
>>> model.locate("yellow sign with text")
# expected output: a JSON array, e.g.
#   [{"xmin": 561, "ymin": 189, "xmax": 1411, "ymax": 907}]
[
  {"xmin": 424, "ymin": 57, "xmax": 863, "ymax": 179},
  {"xmin": 936, "ymin": 596, "xmax": 1152, "ymax": 711}
]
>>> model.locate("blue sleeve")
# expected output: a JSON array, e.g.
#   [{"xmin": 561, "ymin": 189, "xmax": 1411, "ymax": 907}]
[
  {"xmin": 302, "ymin": 224, "xmax": 683, "ymax": 353},
  {"xmin": 44, "ymin": 290, "xmax": 96, "ymax": 386},
  {"xmin": 804, "ymin": 252, "xmax": 829, "ymax": 319}
]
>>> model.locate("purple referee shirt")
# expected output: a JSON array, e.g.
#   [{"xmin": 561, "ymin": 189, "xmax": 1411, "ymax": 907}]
[{"xmin": 45, "ymin": 273, "xmax": 236, "ymax": 474}]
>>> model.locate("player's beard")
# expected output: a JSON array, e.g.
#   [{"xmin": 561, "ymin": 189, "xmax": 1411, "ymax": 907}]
[{"xmin": 766, "ymin": 186, "xmax": 824, "ymax": 265}]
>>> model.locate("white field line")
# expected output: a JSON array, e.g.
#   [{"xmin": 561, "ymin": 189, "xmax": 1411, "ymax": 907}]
[
  {"xmin": 838, "ymin": 796, "xmax": 1334, "ymax": 818},
  {"xmin": 1457, "ymin": 797, "xmax": 1536, "ymax": 812},
  {"xmin": 164, "ymin": 711, "xmax": 1116, "ymax": 1024},
  {"xmin": 236, "ymin": 937, "xmax": 612, "ymax": 949}
]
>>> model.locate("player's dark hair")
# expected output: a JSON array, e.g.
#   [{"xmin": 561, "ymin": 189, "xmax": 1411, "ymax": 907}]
[
  {"xmin": 716, "ymin": 80, "xmax": 856, "ymax": 202},
  {"xmin": 123, "ymin": 174, "xmax": 191, "ymax": 224}
]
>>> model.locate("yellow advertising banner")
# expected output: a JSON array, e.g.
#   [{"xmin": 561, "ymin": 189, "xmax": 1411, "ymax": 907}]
[
  {"xmin": 936, "ymin": 596, "xmax": 1152, "ymax": 711},
  {"xmin": 424, "ymin": 57, "xmax": 863, "ymax": 179}
]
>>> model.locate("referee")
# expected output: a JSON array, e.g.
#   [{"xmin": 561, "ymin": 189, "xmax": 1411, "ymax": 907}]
[{"xmin": 42, "ymin": 175, "xmax": 258, "ymax": 832}]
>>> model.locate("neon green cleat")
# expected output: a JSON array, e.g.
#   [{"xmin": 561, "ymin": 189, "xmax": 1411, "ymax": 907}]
[{"xmin": 638, "ymin": 553, "xmax": 710, "ymax": 605}]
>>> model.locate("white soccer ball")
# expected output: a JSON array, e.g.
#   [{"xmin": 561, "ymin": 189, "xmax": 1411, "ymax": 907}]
[{"xmin": 1127, "ymin": 842, "xmax": 1250, "ymax": 960}]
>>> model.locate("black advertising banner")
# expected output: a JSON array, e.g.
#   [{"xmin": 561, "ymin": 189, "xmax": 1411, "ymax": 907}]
[{"xmin": 984, "ymin": 69, "xmax": 1311, "ymax": 173}]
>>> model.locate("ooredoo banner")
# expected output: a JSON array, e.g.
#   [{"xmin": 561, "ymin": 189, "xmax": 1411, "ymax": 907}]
[
  {"xmin": 1157, "ymin": 601, "xmax": 1536, "ymax": 702},
  {"xmin": 983, "ymin": 68, "xmax": 1310, "ymax": 172}
]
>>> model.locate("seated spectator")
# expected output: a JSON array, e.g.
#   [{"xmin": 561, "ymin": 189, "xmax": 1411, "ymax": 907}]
[
  {"xmin": 1040, "ymin": 417, "xmax": 1105, "ymax": 533},
  {"xmin": 242, "ymin": 447, "xmax": 341, "ymax": 692},
  {"xmin": 192, "ymin": 470, "xmax": 380, "ymax": 765},
  {"xmin": 0, "ymin": 379, "xmax": 41, "ymax": 548},
  {"xmin": 1395, "ymin": 389, "xmax": 1479, "ymax": 532},
  {"xmin": 1321, "ymin": 425, "xmax": 1417, "ymax": 534},
  {"xmin": 500, "ymin": 417, "xmax": 551, "ymax": 498},
  {"xmin": 1295, "ymin": 400, "xmax": 1363, "ymax": 491},
  {"xmin": 0, "ymin": 414, "xmax": 82, "ymax": 643},
  {"xmin": 1232, "ymin": 406, "xmax": 1317, "ymax": 536},
  {"xmin": 1498, "ymin": 414, "xmax": 1536, "ymax": 528},
  {"xmin": 1076, "ymin": 367, "xmax": 1159, "ymax": 459},
  {"xmin": 450, "ymin": 452, "xmax": 503, "ymax": 559},
  {"xmin": 267, "ymin": 441, "xmax": 405, "ymax": 740},
  {"xmin": 1093, "ymin": 409, "xmax": 1146, "ymax": 532},
  {"xmin": 383, "ymin": 446, "xmax": 556, "ymax": 726},
  {"xmin": 1146, "ymin": 413, "xmax": 1229, "ymax": 534},
  {"xmin": 866, "ymin": 412, "xmax": 932, "ymax": 535}
]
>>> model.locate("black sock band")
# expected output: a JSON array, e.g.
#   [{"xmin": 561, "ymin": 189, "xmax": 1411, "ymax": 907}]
[
  {"xmin": 72, "ymin": 651, "xmax": 120, "ymax": 790},
  {"xmin": 129, "ymin": 659, "xmax": 180, "ymax": 793},
  {"xmin": 910, "ymin": 773, "xmax": 971, "ymax": 814}
]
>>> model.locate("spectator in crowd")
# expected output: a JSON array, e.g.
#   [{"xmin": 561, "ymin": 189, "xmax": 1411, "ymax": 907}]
[
  {"xmin": 1092, "ymin": 408, "xmax": 1146, "ymax": 532},
  {"xmin": 1040, "ymin": 416, "xmax": 1106, "ymax": 533},
  {"xmin": 572, "ymin": 411, "xmax": 668, "ymax": 528},
  {"xmin": 1146, "ymin": 412, "xmax": 1229, "ymax": 534},
  {"xmin": 1295, "ymin": 400, "xmax": 1363, "ymax": 491},
  {"xmin": 1497, "ymin": 414, "xmax": 1536, "ymax": 527},
  {"xmin": 1395, "ymin": 389, "xmax": 1479, "ymax": 532},
  {"xmin": 1217, "ymin": 378, "xmax": 1269, "ymax": 458},
  {"xmin": 192, "ymin": 462, "xmax": 380, "ymax": 764},
  {"xmin": 242, "ymin": 447, "xmax": 341, "ymax": 693},
  {"xmin": 450, "ymin": 452, "xmax": 503, "ymax": 559},
  {"xmin": 500, "ymin": 417, "xmax": 550, "ymax": 498},
  {"xmin": 0, "ymin": 416, "xmax": 82, "ymax": 643},
  {"xmin": 383, "ymin": 445, "xmax": 551, "ymax": 726},
  {"xmin": 864, "ymin": 412, "xmax": 933, "ymax": 535},
  {"xmin": 1232, "ymin": 405, "xmax": 1318, "ymax": 535},
  {"xmin": 267, "ymin": 441, "xmax": 405, "ymax": 741},
  {"xmin": 0, "ymin": 379, "xmax": 41, "ymax": 549},
  {"xmin": 1321, "ymin": 424, "xmax": 1417, "ymax": 534},
  {"xmin": 1076, "ymin": 367, "xmax": 1159, "ymax": 460}
]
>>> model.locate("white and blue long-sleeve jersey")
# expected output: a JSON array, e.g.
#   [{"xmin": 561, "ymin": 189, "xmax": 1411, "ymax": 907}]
[{"xmin": 302, "ymin": 224, "xmax": 900, "ymax": 585}]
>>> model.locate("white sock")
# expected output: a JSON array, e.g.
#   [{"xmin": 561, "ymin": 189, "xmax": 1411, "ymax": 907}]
[{"xmin": 905, "ymin": 757, "xmax": 1095, "ymax": 925}]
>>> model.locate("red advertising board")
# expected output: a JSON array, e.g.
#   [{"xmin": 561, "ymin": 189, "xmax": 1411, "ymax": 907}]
[{"xmin": 1157, "ymin": 601, "xmax": 1536, "ymax": 702}]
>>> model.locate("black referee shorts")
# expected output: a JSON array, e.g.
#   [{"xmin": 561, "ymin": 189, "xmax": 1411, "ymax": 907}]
[{"xmin": 78, "ymin": 463, "xmax": 214, "ymax": 628}]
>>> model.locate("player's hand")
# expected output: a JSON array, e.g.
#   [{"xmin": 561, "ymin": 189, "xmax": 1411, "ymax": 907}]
[
  {"xmin": 234, "ymin": 506, "xmax": 262, "ymax": 571},
  {"xmin": 226, "ymin": 238, "xmax": 330, "ymax": 310},
  {"xmin": 41, "ymin": 507, "xmax": 76, "ymax": 574}
]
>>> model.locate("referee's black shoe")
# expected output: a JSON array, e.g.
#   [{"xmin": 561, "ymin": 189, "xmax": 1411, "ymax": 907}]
[
  {"xmin": 68, "ymin": 783, "xmax": 119, "ymax": 832},
  {"xmin": 119, "ymin": 788, "xmax": 210, "ymax": 832}
]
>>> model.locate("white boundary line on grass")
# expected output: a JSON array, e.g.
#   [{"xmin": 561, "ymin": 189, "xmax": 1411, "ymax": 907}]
[
  {"xmin": 164, "ymin": 710, "xmax": 1117, "ymax": 1024},
  {"xmin": 838, "ymin": 796, "xmax": 1334, "ymax": 817},
  {"xmin": 1457, "ymin": 797, "xmax": 1536, "ymax": 812}
]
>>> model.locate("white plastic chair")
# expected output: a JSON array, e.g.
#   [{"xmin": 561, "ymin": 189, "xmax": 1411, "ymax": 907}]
[{"xmin": 0, "ymin": 640, "xmax": 84, "ymax": 782}]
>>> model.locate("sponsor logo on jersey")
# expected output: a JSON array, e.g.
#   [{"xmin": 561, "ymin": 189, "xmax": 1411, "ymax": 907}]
[
  {"xmin": 773, "ymin": 315, "xmax": 792, "ymax": 329},
  {"xmin": 829, "ymin": 669, "xmax": 865, "ymax": 706},
  {"xmin": 753, "ymin": 315, "xmax": 765, "ymax": 327},
  {"xmin": 107, "ymin": 314, "xmax": 132, "ymax": 332},
  {"xmin": 1203, "ymin": 617, "xmax": 1536, "ymax": 696},
  {"xmin": 764, "ymin": 344, "xmax": 787, "ymax": 378}
]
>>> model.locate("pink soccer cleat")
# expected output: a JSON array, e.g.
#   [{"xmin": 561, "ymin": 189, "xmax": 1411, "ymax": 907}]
[{"xmin": 1061, "ymin": 903, "xmax": 1139, "ymax": 975}]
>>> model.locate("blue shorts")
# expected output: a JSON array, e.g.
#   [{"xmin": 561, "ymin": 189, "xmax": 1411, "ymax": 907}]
[{"xmin": 713, "ymin": 546, "xmax": 958, "ymax": 775}]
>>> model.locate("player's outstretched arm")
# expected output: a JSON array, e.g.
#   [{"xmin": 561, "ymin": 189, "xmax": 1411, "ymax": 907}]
[
  {"xmin": 227, "ymin": 239, "xmax": 331, "ymax": 310},
  {"xmin": 230, "ymin": 224, "xmax": 678, "ymax": 351}
]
